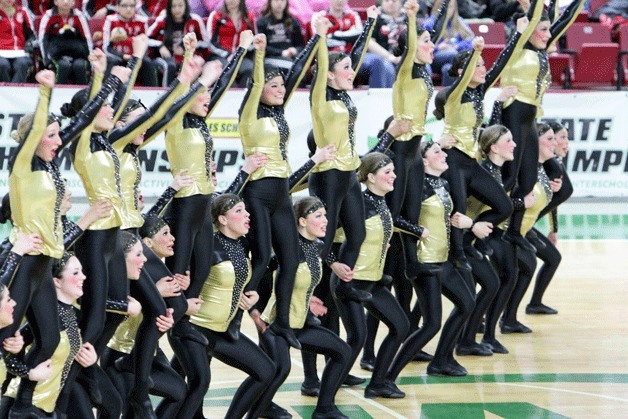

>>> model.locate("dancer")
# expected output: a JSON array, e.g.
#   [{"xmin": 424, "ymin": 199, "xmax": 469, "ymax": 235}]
[
  {"xmin": 499, "ymin": 0, "xmax": 584, "ymax": 250},
  {"xmin": 236, "ymin": 18, "xmax": 325, "ymax": 347},
  {"xmin": 184, "ymin": 194, "xmax": 275, "ymax": 418},
  {"xmin": 387, "ymin": 140, "xmax": 475, "ymax": 380},
  {"xmin": 501, "ymin": 123, "xmax": 556, "ymax": 333},
  {"xmin": 309, "ymin": 6, "xmax": 377, "ymax": 302},
  {"xmin": 526, "ymin": 121, "xmax": 573, "ymax": 314},
  {"xmin": 250, "ymin": 196, "xmax": 351, "ymax": 419}
]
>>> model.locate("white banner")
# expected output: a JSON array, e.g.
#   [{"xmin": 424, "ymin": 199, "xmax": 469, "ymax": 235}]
[{"xmin": 0, "ymin": 86, "xmax": 626, "ymax": 199}]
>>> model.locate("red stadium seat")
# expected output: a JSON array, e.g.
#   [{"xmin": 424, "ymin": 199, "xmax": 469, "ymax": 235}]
[
  {"xmin": 564, "ymin": 43, "xmax": 619, "ymax": 88},
  {"xmin": 574, "ymin": 11, "xmax": 589, "ymax": 22},
  {"xmin": 468, "ymin": 22, "xmax": 506, "ymax": 44},
  {"xmin": 564, "ymin": 22, "xmax": 612, "ymax": 50},
  {"xmin": 618, "ymin": 24, "xmax": 628, "ymax": 87},
  {"xmin": 548, "ymin": 53, "xmax": 571, "ymax": 84}
]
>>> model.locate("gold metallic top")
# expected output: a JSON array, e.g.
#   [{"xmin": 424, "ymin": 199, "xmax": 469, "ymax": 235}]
[
  {"xmin": 521, "ymin": 166, "xmax": 552, "ymax": 235},
  {"xmin": 9, "ymin": 86, "xmax": 65, "ymax": 258},
  {"xmin": 353, "ymin": 192, "xmax": 393, "ymax": 281},
  {"xmin": 442, "ymin": 49, "xmax": 482, "ymax": 160},
  {"xmin": 240, "ymin": 38, "xmax": 320, "ymax": 181},
  {"xmin": 310, "ymin": 20, "xmax": 375, "ymax": 172},
  {"xmin": 0, "ymin": 361, "xmax": 5, "ymax": 388},
  {"xmin": 107, "ymin": 314, "xmax": 142, "ymax": 354},
  {"xmin": 418, "ymin": 177, "xmax": 452, "ymax": 263},
  {"xmin": 392, "ymin": 14, "xmax": 432, "ymax": 140},
  {"xmin": 114, "ymin": 82, "xmax": 188, "ymax": 229}
]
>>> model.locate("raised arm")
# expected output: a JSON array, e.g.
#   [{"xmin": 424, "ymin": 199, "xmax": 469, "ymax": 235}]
[
  {"xmin": 238, "ymin": 34, "xmax": 266, "ymax": 126},
  {"xmin": 111, "ymin": 35, "xmax": 149, "ymax": 124},
  {"xmin": 350, "ymin": 7, "xmax": 377, "ymax": 73},
  {"xmin": 393, "ymin": 2, "xmax": 418, "ymax": 118},
  {"xmin": 283, "ymin": 29, "xmax": 322, "ymax": 105},
  {"xmin": 485, "ymin": 17, "xmax": 529, "ymax": 89},
  {"xmin": 548, "ymin": 0, "xmax": 585, "ymax": 45},
  {"xmin": 446, "ymin": 38, "xmax": 482, "ymax": 105},
  {"xmin": 429, "ymin": 0, "xmax": 451, "ymax": 44}
]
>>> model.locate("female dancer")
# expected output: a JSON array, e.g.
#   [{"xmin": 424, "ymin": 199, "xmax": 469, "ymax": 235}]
[
  {"xmin": 387, "ymin": 141, "xmax": 475, "ymax": 380},
  {"xmin": 309, "ymin": 7, "xmax": 377, "ymax": 302},
  {"xmin": 328, "ymin": 152, "xmax": 409, "ymax": 399},
  {"xmin": 433, "ymin": 13, "xmax": 534, "ymax": 270},
  {"xmin": 456, "ymin": 124, "xmax": 516, "ymax": 356},
  {"xmin": 162, "ymin": 30, "xmax": 253, "ymax": 341},
  {"xmin": 499, "ymin": 0, "xmax": 584, "ymax": 249},
  {"xmin": 4, "ymin": 62, "xmax": 128, "ymax": 416},
  {"xmin": 501, "ymin": 123, "xmax": 556, "ymax": 334},
  {"xmin": 184, "ymin": 194, "xmax": 275, "ymax": 418},
  {"xmin": 250, "ymin": 196, "xmax": 351, "ymax": 419},
  {"xmin": 526, "ymin": 121, "xmax": 573, "ymax": 314},
  {"xmin": 236, "ymin": 18, "xmax": 325, "ymax": 347}
]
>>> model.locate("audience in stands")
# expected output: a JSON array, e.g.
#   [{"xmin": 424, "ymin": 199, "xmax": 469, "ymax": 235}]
[
  {"xmin": 38, "ymin": 0, "xmax": 92, "ymax": 84},
  {"xmin": 481, "ymin": 0, "xmax": 528, "ymax": 23},
  {"xmin": 425, "ymin": 0, "xmax": 473, "ymax": 86},
  {"xmin": 22, "ymin": 0, "xmax": 53, "ymax": 17},
  {"xmin": 148, "ymin": 0, "xmax": 207, "ymax": 85},
  {"xmin": 206, "ymin": 0, "xmax": 256, "ymax": 86},
  {"xmin": 369, "ymin": 0, "xmax": 405, "ymax": 66},
  {"xmin": 256, "ymin": 0, "xmax": 305, "ymax": 70},
  {"xmin": 0, "ymin": 0, "xmax": 35, "ymax": 83},
  {"xmin": 323, "ymin": 0, "xmax": 396, "ymax": 88},
  {"xmin": 103, "ymin": 0, "xmax": 158, "ymax": 85}
]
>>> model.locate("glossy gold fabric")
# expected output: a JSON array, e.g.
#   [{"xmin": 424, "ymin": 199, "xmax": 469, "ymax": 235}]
[
  {"xmin": 392, "ymin": 14, "xmax": 429, "ymax": 140},
  {"xmin": 108, "ymin": 314, "xmax": 142, "ymax": 354},
  {"xmin": 9, "ymin": 86, "xmax": 64, "ymax": 258},
  {"xmin": 353, "ymin": 215, "xmax": 386, "ymax": 281},
  {"xmin": 191, "ymin": 259, "xmax": 252, "ymax": 332},
  {"xmin": 418, "ymin": 194, "xmax": 449, "ymax": 263},
  {"xmin": 442, "ymin": 49, "xmax": 481, "ymax": 160},
  {"xmin": 521, "ymin": 181, "xmax": 548, "ymax": 235},
  {"xmin": 261, "ymin": 259, "xmax": 321, "ymax": 329},
  {"xmin": 7, "ymin": 331, "xmax": 72, "ymax": 413},
  {"xmin": 0, "ymin": 361, "xmax": 5, "ymax": 389}
]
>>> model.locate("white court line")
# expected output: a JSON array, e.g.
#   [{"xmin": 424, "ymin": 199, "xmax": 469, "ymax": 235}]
[
  {"xmin": 500, "ymin": 383, "xmax": 628, "ymax": 403},
  {"xmin": 342, "ymin": 388, "xmax": 407, "ymax": 419}
]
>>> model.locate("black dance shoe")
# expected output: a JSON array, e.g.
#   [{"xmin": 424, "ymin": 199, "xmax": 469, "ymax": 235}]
[
  {"xmin": 502, "ymin": 232, "xmax": 536, "ymax": 253},
  {"xmin": 342, "ymin": 374, "xmax": 366, "ymax": 386},
  {"xmin": 300, "ymin": 380, "xmax": 320, "ymax": 397},
  {"xmin": 312, "ymin": 406, "xmax": 349, "ymax": 419},
  {"xmin": 334, "ymin": 282, "xmax": 372, "ymax": 302},
  {"xmin": 171, "ymin": 317, "xmax": 209, "ymax": 346},
  {"xmin": 501, "ymin": 321, "xmax": 533, "ymax": 334},
  {"xmin": 526, "ymin": 303, "xmax": 558, "ymax": 315},
  {"xmin": 481, "ymin": 338, "xmax": 509, "ymax": 354},
  {"xmin": 474, "ymin": 238, "xmax": 494, "ymax": 257},
  {"xmin": 427, "ymin": 363, "xmax": 467, "ymax": 377},
  {"xmin": 411, "ymin": 350, "xmax": 434, "ymax": 362},
  {"xmin": 8, "ymin": 405, "xmax": 54, "ymax": 419},
  {"xmin": 269, "ymin": 322, "xmax": 301, "ymax": 350},
  {"xmin": 364, "ymin": 380, "xmax": 405, "ymax": 399},
  {"xmin": 260, "ymin": 402, "xmax": 292, "ymax": 419},
  {"xmin": 456, "ymin": 342, "xmax": 493, "ymax": 356},
  {"xmin": 360, "ymin": 356, "xmax": 375, "ymax": 372},
  {"xmin": 526, "ymin": 230, "xmax": 546, "ymax": 251}
]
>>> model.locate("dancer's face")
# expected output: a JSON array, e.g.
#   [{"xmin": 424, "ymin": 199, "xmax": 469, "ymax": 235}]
[
  {"xmin": 261, "ymin": 76, "xmax": 286, "ymax": 106},
  {"xmin": 554, "ymin": 128, "xmax": 569, "ymax": 158},
  {"xmin": 146, "ymin": 225, "xmax": 175, "ymax": 258},
  {"xmin": 491, "ymin": 130, "xmax": 516, "ymax": 161},
  {"xmin": 530, "ymin": 20, "xmax": 551, "ymax": 50},
  {"xmin": 36, "ymin": 122, "xmax": 62, "ymax": 162},
  {"xmin": 300, "ymin": 207, "xmax": 328, "ymax": 239},
  {"xmin": 538, "ymin": 129, "xmax": 556, "ymax": 161},
  {"xmin": 328, "ymin": 57, "xmax": 355, "ymax": 91},
  {"xmin": 94, "ymin": 101, "xmax": 115, "ymax": 132},
  {"xmin": 220, "ymin": 202, "xmax": 250, "ymax": 238},
  {"xmin": 368, "ymin": 162, "xmax": 396, "ymax": 195},
  {"xmin": 126, "ymin": 241, "xmax": 147, "ymax": 280},
  {"xmin": 191, "ymin": 89, "xmax": 211, "ymax": 116},
  {"xmin": 415, "ymin": 31, "xmax": 435, "ymax": 64},
  {"xmin": 423, "ymin": 143, "xmax": 448, "ymax": 174},
  {"xmin": 470, "ymin": 56, "xmax": 486, "ymax": 85},
  {"xmin": 0, "ymin": 289, "xmax": 15, "ymax": 328},
  {"xmin": 55, "ymin": 256, "xmax": 86, "ymax": 302}
]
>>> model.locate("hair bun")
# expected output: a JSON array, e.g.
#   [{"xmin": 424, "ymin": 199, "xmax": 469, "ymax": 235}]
[{"xmin": 60, "ymin": 102, "xmax": 76, "ymax": 118}]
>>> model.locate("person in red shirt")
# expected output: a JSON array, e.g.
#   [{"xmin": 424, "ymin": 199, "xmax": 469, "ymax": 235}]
[
  {"xmin": 103, "ymin": 0, "xmax": 157, "ymax": 85},
  {"xmin": 38, "ymin": 0, "xmax": 92, "ymax": 84},
  {"xmin": 147, "ymin": 0, "xmax": 207, "ymax": 85},
  {"xmin": 206, "ymin": 0, "xmax": 256, "ymax": 86},
  {"xmin": 0, "ymin": 0, "xmax": 35, "ymax": 83}
]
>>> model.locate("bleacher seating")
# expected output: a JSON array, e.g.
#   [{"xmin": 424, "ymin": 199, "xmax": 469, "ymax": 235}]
[
  {"xmin": 617, "ymin": 24, "xmax": 628, "ymax": 87},
  {"xmin": 468, "ymin": 22, "xmax": 506, "ymax": 44}
]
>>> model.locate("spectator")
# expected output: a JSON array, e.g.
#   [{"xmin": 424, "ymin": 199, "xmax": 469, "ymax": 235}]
[
  {"xmin": 22, "ymin": 0, "xmax": 54, "ymax": 18},
  {"xmin": 84, "ymin": 0, "xmax": 118, "ymax": 17},
  {"xmin": 103, "ymin": 0, "xmax": 158, "ymax": 85},
  {"xmin": 369, "ymin": 0, "xmax": 406, "ymax": 66},
  {"xmin": 481, "ymin": 0, "xmax": 526, "ymax": 23},
  {"xmin": 38, "ymin": 0, "xmax": 92, "ymax": 84},
  {"xmin": 148, "ymin": 0, "xmax": 207, "ymax": 85},
  {"xmin": 206, "ymin": 0, "xmax": 256, "ymax": 86},
  {"xmin": 138, "ymin": 0, "xmax": 167, "ymax": 17},
  {"xmin": 424, "ymin": 0, "xmax": 473, "ymax": 86},
  {"xmin": 256, "ymin": 0, "xmax": 304, "ymax": 70},
  {"xmin": 323, "ymin": 0, "xmax": 396, "ymax": 88},
  {"xmin": 0, "ymin": 0, "xmax": 35, "ymax": 83}
]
